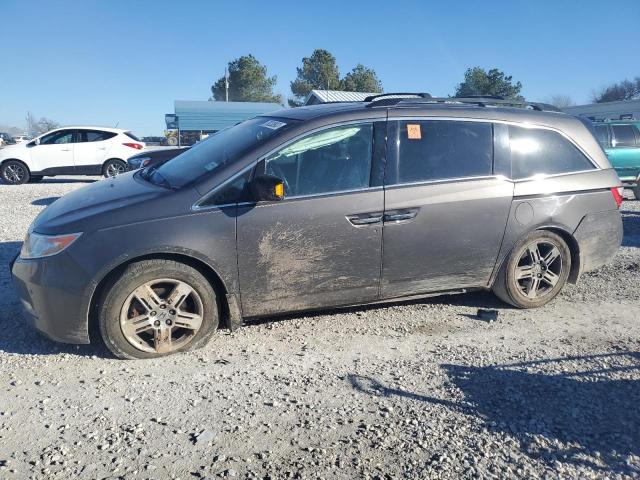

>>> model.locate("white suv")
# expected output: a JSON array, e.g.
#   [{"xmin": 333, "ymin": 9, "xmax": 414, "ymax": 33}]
[{"xmin": 0, "ymin": 126, "xmax": 145, "ymax": 184}]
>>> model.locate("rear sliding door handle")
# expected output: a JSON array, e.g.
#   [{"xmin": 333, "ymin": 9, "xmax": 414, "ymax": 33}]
[{"xmin": 347, "ymin": 212, "xmax": 383, "ymax": 226}]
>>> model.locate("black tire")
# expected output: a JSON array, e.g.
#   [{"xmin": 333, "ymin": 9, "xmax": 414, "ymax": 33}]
[
  {"xmin": 493, "ymin": 230, "xmax": 571, "ymax": 309},
  {"xmin": 102, "ymin": 159, "xmax": 127, "ymax": 178},
  {"xmin": 98, "ymin": 259, "xmax": 219, "ymax": 359},
  {"xmin": 29, "ymin": 175, "xmax": 44, "ymax": 183},
  {"xmin": 1, "ymin": 160, "xmax": 30, "ymax": 185}
]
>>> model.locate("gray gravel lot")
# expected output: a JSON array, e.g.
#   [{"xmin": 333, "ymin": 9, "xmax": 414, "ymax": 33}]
[{"xmin": 0, "ymin": 178, "xmax": 639, "ymax": 479}]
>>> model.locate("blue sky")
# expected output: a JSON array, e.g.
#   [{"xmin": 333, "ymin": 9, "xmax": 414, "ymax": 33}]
[{"xmin": 1, "ymin": 0, "xmax": 638, "ymax": 135}]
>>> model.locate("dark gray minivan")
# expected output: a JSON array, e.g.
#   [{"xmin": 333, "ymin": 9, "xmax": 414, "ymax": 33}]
[{"xmin": 11, "ymin": 95, "xmax": 623, "ymax": 359}]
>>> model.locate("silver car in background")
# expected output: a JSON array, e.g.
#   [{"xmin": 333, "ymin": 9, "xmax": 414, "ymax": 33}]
[{"xmin": 11, "ymin": 94, "xmax": 623, "ymax": 359}]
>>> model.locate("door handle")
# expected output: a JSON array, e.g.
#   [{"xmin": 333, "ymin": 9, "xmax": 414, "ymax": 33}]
[
  {"xmin": 383, "ymin": 208, "xmax": 419, "ymax": 223},
  {"xmin": 61, "ymin": 148, "xmax": 71, "ymax": 152},
  {"xmin": 347, "ymin": 212, "xmax": 383, "ymax": 226}
]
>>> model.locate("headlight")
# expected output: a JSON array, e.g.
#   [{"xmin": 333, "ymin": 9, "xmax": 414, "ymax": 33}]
[
  {"xmin": 20, "ymin": 232, "xmax": 82, "ymax": 259},
  {"xmin": 128, "ymin": 157, "xmax": 150, "ymax": 169}
]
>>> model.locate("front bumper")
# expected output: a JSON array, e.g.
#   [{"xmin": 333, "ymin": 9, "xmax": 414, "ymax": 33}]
[{"xmin": 10, "ymin": 251, "xmax": 92, "ymax": 344}]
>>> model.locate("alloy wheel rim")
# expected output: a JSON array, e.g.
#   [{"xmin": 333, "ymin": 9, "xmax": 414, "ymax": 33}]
[
  {"xmin": 106, "ymin": 163, "xmax": 125, "ymax": 177},
  {"xmin": 4, "ymin": 164, "xmax": 25, "ymax": 183},
  {"xmin": 515, "ymin": 240, "xmax": 563, "ymax": 299},
  {"xmin": 119, "ymin": 278, "xmax": 204, "ymax": 354}
]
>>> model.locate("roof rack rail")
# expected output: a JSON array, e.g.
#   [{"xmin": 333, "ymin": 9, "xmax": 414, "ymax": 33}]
[
  {"xmin": 451, "ymin": 95, "xmax": 506, "ymax": 100},
  {"xmin": 364, "ymin": 93, "xmax": 561, "ymax": 112},
  {"xmin": 445, "ymin": 97, "xmax": 561, "ymax": 112},
  {"xmin": 364, "ymin": 92, "xmax": 432, "ymax": 102}
]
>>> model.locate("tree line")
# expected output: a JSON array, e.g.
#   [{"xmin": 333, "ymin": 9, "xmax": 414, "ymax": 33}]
[
  {"xmin": 9, "ymin": 55, "xmax": 637, "ymax": 135},
  {"xmin": 210, "ymin": 49, "xmax": 383, "ymax": 106},
  {"xmin": 210, "ymin": 49, "xmax": 638, "ymax": 108}
]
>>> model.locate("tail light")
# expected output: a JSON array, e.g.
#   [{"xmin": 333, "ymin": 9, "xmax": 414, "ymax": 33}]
[
  {"xmin": 610, "ymin": 187, "xmax": 623, "ymax": 208},
  {"xmin": 123, "ymin": 143, "xmax": 143, "ymax": 150}
]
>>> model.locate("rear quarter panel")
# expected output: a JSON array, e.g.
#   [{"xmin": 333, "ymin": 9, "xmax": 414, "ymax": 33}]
[{"xmin": 492, "ymin": 169, "xmax": 621, "ymax": 284}]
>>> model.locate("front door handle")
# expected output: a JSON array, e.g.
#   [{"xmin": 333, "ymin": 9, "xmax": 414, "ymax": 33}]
[
  {"xmin": 384, "ymin": 208, "xmax": 419, "ymax": 223},
  {"xmin": 347, "ymin": 212, "xmax": 383, "ymax": 226}
]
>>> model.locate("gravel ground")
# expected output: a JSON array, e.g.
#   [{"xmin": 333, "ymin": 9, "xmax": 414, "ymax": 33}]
[{"xmin": 0, "ymin": 178, "xmax": 639, "ymax": 480}]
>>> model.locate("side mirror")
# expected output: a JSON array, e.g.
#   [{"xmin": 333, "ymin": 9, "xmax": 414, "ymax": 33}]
[
  {"xmin": 28, "ymin": 139, "xmax": 40, "ymax": 147},
  {"xmin": 251, "ymin": 174, "xmax": 285, "ymax": 202}
]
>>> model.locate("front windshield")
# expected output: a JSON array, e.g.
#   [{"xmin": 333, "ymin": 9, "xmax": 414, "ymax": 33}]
[{"xmin": 148, "ymin": 116, "xmax": 295, "ymax": 188}]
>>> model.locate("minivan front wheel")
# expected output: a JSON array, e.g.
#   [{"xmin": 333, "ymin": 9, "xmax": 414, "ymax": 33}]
[
  {"xmin": 493, "ymin": 230, "xmax": 571, "ymax": 308},
  {"xmin": 1, "ymin": 160, "xmax": 30, "ymax": 185},
  {"xmin": 99, "ymin": 259, "xmax": 219, "ymax": 359}
]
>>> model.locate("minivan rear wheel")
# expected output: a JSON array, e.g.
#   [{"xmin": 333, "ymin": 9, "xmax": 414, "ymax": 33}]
[
  {"xmin": 493, "ymin": 230, "xmax": 571, "ymax": 308},
  {"xmin": 98, "ymin": 259, "xmax": 219, "ymax": 359}
]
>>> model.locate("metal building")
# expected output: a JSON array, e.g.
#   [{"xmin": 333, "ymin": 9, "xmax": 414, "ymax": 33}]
[
  {"xmin": 563, "ymin": 99, "xmax": 640, "ymax": 121},
  {"xmin": 166, "ymin": 100, "xmax": 283, "ymax": 145}
]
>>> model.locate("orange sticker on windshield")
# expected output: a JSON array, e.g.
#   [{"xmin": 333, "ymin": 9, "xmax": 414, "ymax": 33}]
[{"xmin": 407, "ymin": 124, "xmax": 421, "ymax": 139}]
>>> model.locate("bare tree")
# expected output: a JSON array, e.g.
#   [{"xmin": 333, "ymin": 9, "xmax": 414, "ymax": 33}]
[
  {"xmin": 36, "ymin": 117, "xmax": 60, "ymax": 134},
  {"xmin": 592, "ymin": 77, "xmax": 640, "ymax": 103},
  {"xmin": 544, "ymin": 94, "xmax": 575, "ymax": 109}
]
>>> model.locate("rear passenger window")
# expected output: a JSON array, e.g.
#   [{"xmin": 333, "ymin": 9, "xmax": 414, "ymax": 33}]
[
  {"xmin": 81, "ymin": 130, "xmax": 117, "ymax": 142},
  {"xmin": 509, "ymin": 126, "xmax": 595, "ymax": 179},
  {"xmin": 611, "ymin": 125, "xmax": 638, "ymax": 147},
  {"xmin": 125, "ymin": 132, "xmax": 142, "ymax": 142},
  {"xmin": 390, "ymin": 120, "xmax": 493, "ymax": 184}
]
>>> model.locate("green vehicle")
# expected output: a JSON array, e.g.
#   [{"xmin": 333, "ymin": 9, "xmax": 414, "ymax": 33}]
[{"xmin": 593, "ymin": 121, "xmax": 640, "ymax": 199}]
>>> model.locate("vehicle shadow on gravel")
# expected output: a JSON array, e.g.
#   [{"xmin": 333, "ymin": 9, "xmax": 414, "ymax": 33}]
[
  {"xmin": 38, "ymin": 178, "xmax": 97, "ymax": 184},
  {"xmin": 0, "ymin": 241, "xmax": 107, "ymax": 357},
  {"xmin": 349, "ymin": 351, "xmax": 640, "ymax": 475},
  {"xmin": 31, "ymin": 197, "xmax": 60, "ymax": 206},
  {"xmin": 247, "ymin": 290, "xmax": 510, "ymax": 328},
  {"xmin": 621, "ymin": 210, "xmax": 640, "ymax": 247}
]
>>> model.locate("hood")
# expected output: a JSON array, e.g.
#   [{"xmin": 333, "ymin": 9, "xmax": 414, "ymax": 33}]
[{"xmin": 31, "ymin": 172, "xmax": 180, "ymax": 235}]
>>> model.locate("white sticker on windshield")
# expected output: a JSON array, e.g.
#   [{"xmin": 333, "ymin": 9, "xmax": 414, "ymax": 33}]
[
  {"xmin": 260, "ymin": 120, "xmax": 287, "ymax": 130},
  {"xmin": 204, "ymin": 161, "xmax": 219, "ymax": 171}
]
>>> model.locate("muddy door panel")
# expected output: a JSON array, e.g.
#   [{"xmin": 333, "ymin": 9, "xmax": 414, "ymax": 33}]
[
  {"xmin": 237, "ymin": 190, "xmax": 383, "ymax": 316},
  {"xmin": 381, "ymin": 178, "xmax": 513, "ymax": 297}
]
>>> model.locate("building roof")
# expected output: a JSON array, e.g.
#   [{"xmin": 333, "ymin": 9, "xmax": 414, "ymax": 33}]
[
  {"xmin": 174, "ymin": 100, "xmax": 283, "ymax": 131},
  {"xmin": 563, "ymin": 99, "xmax": 640, "ymax": 120},
  {"xmin": 304, "ymin": 89, "xmax": 378, "ymax": 105},
  {"xmin": 303, "ymin": 89, "xmax": 431, "ymax": 106}
]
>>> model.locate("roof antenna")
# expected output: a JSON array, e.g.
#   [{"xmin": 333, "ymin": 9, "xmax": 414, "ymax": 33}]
[{"xmin": 114, "ymin": 121, "xmax": 119, "ymax": 128}]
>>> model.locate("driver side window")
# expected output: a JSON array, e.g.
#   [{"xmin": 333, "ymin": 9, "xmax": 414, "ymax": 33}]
[
  {"xmin": 40, "ymin": 130, "xmax": 74, "ymax": 145},
  {"xmin": 263, "ymin": 123, "xmax": 373, "ymax": 197}
]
